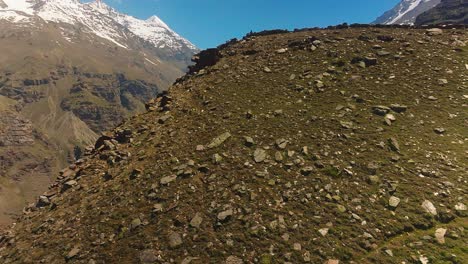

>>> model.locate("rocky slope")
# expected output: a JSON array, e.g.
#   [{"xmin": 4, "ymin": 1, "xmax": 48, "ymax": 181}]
[
  {"xmin": 374, "ymin": 0, "xmax": 441, "ymax": 25},
  {"xmin": 0, "ymin": 0, "xmax": 197, "ymax": 226},
  {"xmin": 0, "ymin": 25, "xmax": 466, "ymax": 263},
  {"xmin": 415, "ymin": 0, "xmax": 468, "ymax": 25}
]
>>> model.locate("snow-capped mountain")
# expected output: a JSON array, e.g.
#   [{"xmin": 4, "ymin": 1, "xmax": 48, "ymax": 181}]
[
  {"xmin": 0, "ymin": 0, "xmax": 197, "ymax": 55},
  {"xmin": 373, "ymin": 0, "xmax": 441, "ymax": 25}
]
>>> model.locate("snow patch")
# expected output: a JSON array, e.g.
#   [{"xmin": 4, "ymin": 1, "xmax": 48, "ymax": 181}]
[{"xmin": 388, "ymin": 0, "xmax": 423, "ymax": 24}]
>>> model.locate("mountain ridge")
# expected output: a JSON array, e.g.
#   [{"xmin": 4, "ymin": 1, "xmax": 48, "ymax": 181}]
[{"xmin": 0, "ymin": 0, "xmax": 198, "ymax": 227}]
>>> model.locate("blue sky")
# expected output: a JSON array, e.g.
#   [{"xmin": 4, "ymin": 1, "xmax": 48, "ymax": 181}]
[{"xmin": 100, "ymin": 0, "xmax": 400, "ymax": 49}]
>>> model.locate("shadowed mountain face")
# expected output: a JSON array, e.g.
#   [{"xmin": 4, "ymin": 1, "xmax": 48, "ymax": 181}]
[
  {"xmin": 0, "ymin": 26, "xmax": 466, "ymax": 263},
  {"xmin": 415, "ymin": 0, "xmax": 468, "ymax": 25},
  {"xmin": 0, "ymin": 0, "xmax": 197, "ymax": 226}
]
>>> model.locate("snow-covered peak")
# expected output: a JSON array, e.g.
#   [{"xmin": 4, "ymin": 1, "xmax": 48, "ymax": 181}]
[
  {"xmin": 84, "ymin": 1, "xmax": 195, "ymax": 52},
  {"xmin": 0, "ymin": 0, "xmax": 197, "ymax": 55},
  {"xmin": 373, "ymin": 0, "xmax": 441, "ymax": 25}
]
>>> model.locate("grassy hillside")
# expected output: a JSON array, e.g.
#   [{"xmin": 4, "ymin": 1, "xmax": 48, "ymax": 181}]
[{"xmin": 0, "ymin": 26, "xmax": 466, "ymax": 263}]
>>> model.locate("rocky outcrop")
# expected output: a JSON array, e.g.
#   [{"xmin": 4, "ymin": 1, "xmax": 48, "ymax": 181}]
[
  {"xmin": 0, "ymin": 111, "xmax": 34, "ymax": 146},
  {"xmin": 60, "ymin": 74, "xmax": 161, "ymax": 132}
]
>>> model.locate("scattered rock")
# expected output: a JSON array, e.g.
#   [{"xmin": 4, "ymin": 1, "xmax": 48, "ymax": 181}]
[
  {"xmin": 318, "ymin": 228, "xmax": 329, "ymax": 237},
  {"xmin": 225, "ymin": 256, "xmax": 243, "ymax": 264},
  {"xmin": 426, "ymin": 28, "xmax": 443, "ymax": 36},
  {"xmin": 207, "ymin": 132, "xmax": 232, "ymax": 149},
  {"xmin": 130, "ymin": 218, "xmax": 142, "ymax": 230},
  {"xmin": 301, "ymin": 167, "xmax": 314, "ymax": 176},
  {"xmin": 435, "ymin": 228, "xmax": 447, "ymax": 244},
  {"xmin": 388, "ymin": 137, "xmax": 400, "ymax": 152},
  {"xmin": 66, "ymin": 246, "xmax": 80, "ymax": 260},
  {"xmin": 168, "ymin": 232, "xmax": 183, "ymax": 248},
  {"xmin": 217, "ymin": 209, "xmax": 233, "ymax": 221},
  {"xmin": 244, "ymin": 136, "xmax": 255, "ymax": 147},
  {"xmin": 377, "ymin": 50, "xmax": 391, "ymax": 56},
  {"xmin": 36, "ymin": 196, "xmax": 51, "ymax": 208},
  {"xmin": 160, "ymin": 175, "xmax": 177, "ymax": 185},
  {"xmin": 212, "ymin": 153, "xmax": 223, "ymax": 164},
  {"xmin": 372, "ymin": 105, "xmax": 390, "ymax": 116},
  {"xmin": 62, "ymin": 180, "xmax": 77, "ymax": 192},
  {"xmin": 433, "ymin": 128, "xmax": 446, "ymax": 134},
  {"xmin": 438, "ymin": 79, "xmax": 448, "ymax": 85},
  {"xmin": 139, "ymin": 250, "xmax": 159, "ymax": 263},
  {"xmin": 388, "ymin": 196, "xmax": 400, "ymax": 209},
  {"xmin": 422, "ymin": 200, "xmax": 437, "ymax": 215},
  {"xmin": 253, "ymin": 148, "xmax": 267, "ymax": 163},
  {"xmin": 390, "ymin": 104, "xmax": 407, "ymax": 113},
  {"xmin": 455, "ymin": 203, "xmax": 466, "ymax": 212},
  {"xmin": 190, "ymin": 213, "xmax": 203, "ymax": 228},
  {"xmin": 364, "ymin": 57, "xmax": 377, "ymax": 66},
  {"xmin": 276, "ymin": 48, "xmax": 288, "ymax": 54}
]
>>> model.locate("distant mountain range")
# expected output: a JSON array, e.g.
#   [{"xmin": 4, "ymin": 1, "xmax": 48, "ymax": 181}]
[
  {"xmin": 0, "ymin": 0, "xmax": 198, "ymax": 226},
  {"xmin": 374, "ymin": 0, "xmax": 467, "ymax": 25},
  {"xmin": 0, "ymin": 0, "xmax": 197, "ymax": 59}
]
